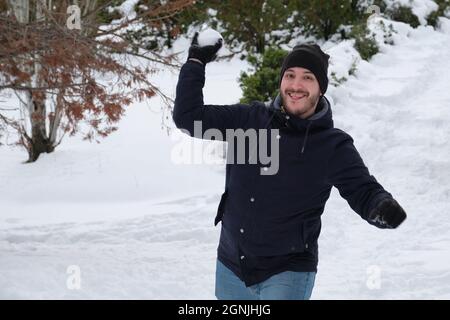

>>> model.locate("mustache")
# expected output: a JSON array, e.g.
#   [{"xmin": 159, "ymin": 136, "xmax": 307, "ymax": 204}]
[{"xmin": 285, "ymin": 90, "xmax": 309, "ymax": 95}]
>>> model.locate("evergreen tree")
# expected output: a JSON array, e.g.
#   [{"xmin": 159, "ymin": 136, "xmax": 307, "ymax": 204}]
[
  {"xmin": 208, "ymin": 0, "xmax": 292, "ymax": 55},
  {"xmin": 131, "ymin": 0, "xmax": 210, "ymax": 50},
  {"xmin": 289, "ymin": 0, "xmax": 364, "ymax": 40},
  {"xmin": 239, "ymin": 47, "xmax": 288, "ymax": 103}
]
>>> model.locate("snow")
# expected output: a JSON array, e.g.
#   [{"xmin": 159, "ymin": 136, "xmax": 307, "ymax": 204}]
[
  {"xmin": 320, "ymin": 21, "xmax": 450, "ymax": 299},
  {"xmin": 325, "ymin": 40, "xmax": 360, "ymax": 85},
  {"xmin": 197, "ymin": 28, "xmax": 223, "ymax": 47},
  {"xmin": 438, "ymin": 16, "xmax": 450, "ymax": 32},
  {"xmin": 116, "ymin": 0, "xmax": 140, "ymax": 19},
  {"xmin": 1, "ymin": 12, "xmax": 450, "ymax": 300}
]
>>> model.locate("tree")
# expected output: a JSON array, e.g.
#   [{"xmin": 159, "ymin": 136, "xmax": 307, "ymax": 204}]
[
  {"xmin": 289, "ymin": 0, "xmax": 364, "ymax": 40},
  {"xmin": 131, "ymin": 0, "xmax": 209, "ymax": 50},
  {"xmin": 0, "ymin": 0, "xmax": 194, "ymax": 162},
  {"xmin": 207, "ymin": 0, "xmax": 292, "ymax": 55}
]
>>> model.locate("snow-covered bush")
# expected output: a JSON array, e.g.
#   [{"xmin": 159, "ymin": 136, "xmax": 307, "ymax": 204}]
[
  {"xmin": 386, "ymin": 4, "xmax": 421, "ymax": 27},
  {"xmin": 350, "ymin": 22, "xmax": 380, "ymax": 60},
  {"xmin": 427, "ymin": 0, "xmax": 450, "ymax": 27}
]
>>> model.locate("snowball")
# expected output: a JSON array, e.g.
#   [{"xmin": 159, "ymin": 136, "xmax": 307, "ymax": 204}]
[{"xmin": 197, "ymin": 28, "xmax": 223, "ymax": 47}]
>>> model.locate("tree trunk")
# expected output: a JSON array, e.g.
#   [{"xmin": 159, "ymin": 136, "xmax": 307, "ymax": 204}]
[
  {"xmin": 26, "ymin": 91, "xmax": 54, "ymax": 162},
  {"xmin": 8, "ymin": 0, "xmax": 57, "ymax": 162},
  {"xmin": 323, "ymin": 19, "xmax": 333, "ymax": 41},
  {"xmin": 9, "ymin": 0, "xmax": 29, "ymax": 22},
  {"xmin": 48, "ymin": 93, "xmax": 64, "ymax": 147}
]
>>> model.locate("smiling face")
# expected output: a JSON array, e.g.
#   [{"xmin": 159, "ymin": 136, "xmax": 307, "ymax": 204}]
[{"xmin": 280, "ymin": 67, "xmax": 321, "ymax": 119}]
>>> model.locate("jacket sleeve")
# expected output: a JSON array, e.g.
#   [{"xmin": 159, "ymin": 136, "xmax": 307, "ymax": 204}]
[
  {"xmin": 172, "ymin": 61, "xmax": 252, "ymax": 140},
  {"xmin": 326, "ymin": 132, "xmax": 393, "ymax": 225}
]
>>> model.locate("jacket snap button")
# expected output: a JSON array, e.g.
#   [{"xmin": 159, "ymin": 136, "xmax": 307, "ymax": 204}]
[{"xmin": 250, "ymin": 197, "xmax": 255, "ymax": 202}]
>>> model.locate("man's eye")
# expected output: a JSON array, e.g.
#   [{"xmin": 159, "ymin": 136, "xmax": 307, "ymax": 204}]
[
  {"xmin": 305, "ymin": 76, "xmax": 313, "ymax": 80},
  {"xmin": 286, "ymin": 74, "xmax": 294, "ymax": 79}
]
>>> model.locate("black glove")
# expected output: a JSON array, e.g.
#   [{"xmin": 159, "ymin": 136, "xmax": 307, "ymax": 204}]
[
  {"xmin": 368, "ymin": 198, "xmax": 407, "ymax": 229},
  {"xmin": 187, "ymin": 32, "xmax": 223, "ymax": 65}
]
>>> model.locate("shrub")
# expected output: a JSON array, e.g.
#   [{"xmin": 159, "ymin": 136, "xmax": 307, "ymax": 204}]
[
  {"xmin": 386, "ymin": 5, "xmax": 420, "ymax": 28},
  {"xmin": 239, "ymin": 48, "xmax": 288, "ymax": 104},
  {"xmin": 427, "ymin": 0, "xmax": 450, "ymax": 27},
  {"xmin": 350, "ymin": 23, "xmax": 379, "ymax": 61}
]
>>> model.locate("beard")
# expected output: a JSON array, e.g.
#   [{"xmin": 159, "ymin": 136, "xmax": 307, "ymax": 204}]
[{"xmin": 280, "ymin": 90, "xmax": 321, "ymax": 118}]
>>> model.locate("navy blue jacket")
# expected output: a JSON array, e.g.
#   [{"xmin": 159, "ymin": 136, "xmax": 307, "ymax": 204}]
[{"xmin": 173, "ymin": 61, "xmax": 393, "ymax": 284}]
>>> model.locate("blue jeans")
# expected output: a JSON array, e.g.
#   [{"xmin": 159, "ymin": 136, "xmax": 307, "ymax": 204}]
[{"xmin": 215, "ymin": 259, "xmax": 316, "ymax": 300}]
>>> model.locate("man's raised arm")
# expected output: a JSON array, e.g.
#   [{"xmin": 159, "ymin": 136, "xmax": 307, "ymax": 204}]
[{"xmin": 173, "ymin": 32, "xmax": 252, "ymax": 139}]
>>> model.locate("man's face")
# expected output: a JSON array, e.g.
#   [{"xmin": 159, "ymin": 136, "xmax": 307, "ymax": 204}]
[{"xmin": 280, "ymin": 67, "xmax": 321, "ymax": 119}]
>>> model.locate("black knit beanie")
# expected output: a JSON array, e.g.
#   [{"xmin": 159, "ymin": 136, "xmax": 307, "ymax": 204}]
[{"xmin": 279, "ymin": 44, "xmax": 330, "ymax": 94}]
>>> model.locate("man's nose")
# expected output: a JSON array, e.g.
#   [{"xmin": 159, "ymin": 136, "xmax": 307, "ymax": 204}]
[{"xmin": 291, "ymin": 78, "xmax": 306, "ymax": 90}]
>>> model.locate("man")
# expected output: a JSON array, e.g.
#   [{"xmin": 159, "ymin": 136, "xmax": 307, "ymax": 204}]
[{"xmin": 173, "ymin": 33, "xmax": 407, "ymax": 300}]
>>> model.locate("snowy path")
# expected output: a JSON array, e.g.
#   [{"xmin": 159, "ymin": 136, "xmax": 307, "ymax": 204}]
[
  {"xmin": 1, "ymin": 22, "xmax": 450, "ymax": 299},
  {"xmin": 317, "ymin": 22, "xmax": 450, "ymax": 299}
]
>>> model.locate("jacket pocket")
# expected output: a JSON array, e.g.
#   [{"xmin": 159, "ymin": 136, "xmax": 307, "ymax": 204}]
[
  {"xmin": 214, "ymin": 189, "xmax": 228, "ymax": 226},
  {"xmin": 302, "ymin": 218, "xmax": 321, "ymax": 253},
  {"xmin": 301, "ymin": 222, "xmax": 310, "ymax": 251}
]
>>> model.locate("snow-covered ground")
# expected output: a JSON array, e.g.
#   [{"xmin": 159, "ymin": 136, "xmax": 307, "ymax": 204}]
[{"xmin": 1, "ymin": 16, "xmax": 450, "ymax": 299}]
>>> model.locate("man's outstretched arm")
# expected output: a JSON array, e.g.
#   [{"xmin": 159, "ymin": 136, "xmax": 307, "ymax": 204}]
[{"xmin": 327, "ymin": 132, "xmax": 407, "ymax": 229}]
